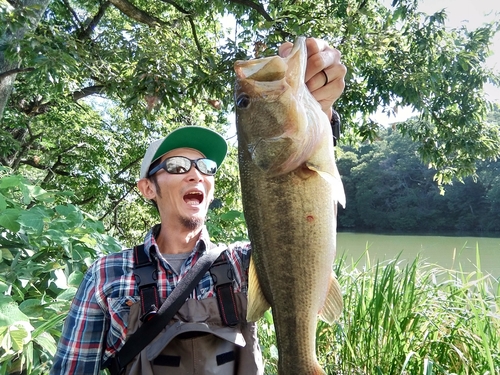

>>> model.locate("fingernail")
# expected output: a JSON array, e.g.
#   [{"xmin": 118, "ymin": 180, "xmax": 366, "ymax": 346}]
[{"xmin": 281, "ymin": 47, "xmax": 292, "ymax": 57}]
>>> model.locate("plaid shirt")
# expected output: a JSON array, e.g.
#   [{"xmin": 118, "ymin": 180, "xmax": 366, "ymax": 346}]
[{"xmin": 50, "ymin": 225, "xmax": 251, "ymax": 375}]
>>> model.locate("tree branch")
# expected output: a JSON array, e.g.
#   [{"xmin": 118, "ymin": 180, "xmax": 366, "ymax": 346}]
[
  {"xmin": 113, "ymin": 156, "xmax": 142, "ymax": 179},
  {"xmin": 13, "ymin": 84, "xmax": 107, "ymax": 116},
  {"xmin": 108, "ymin": 0, "xmax": 166, "ymax": 26},
  {"xmin": 99, "ymin": 184, "xmax": 136, "ymax": 221},
  {"xmin": 72, "ymin": 85, "xmax": 106, "ymax": 100},
  {"xmin": 77, "ymin": 1, "xmax": 111, "ymax": 40},
  {"xmin": 226, "ymin": 0, "xmax": 273, "ymax": 21},
  {"xmin": 61, "ymin": 0, "xmax": 82, "ymax": 28},
  {"xmin": 158, "ymin": 0, "xmax": 203, "ymax": 54},
  {"xmin": 0, "ymin": 67, "xmax": 35, "ymax": 81},
  {"xmin": 20, "ymin": 159, "xmax": 72, "ymax": 176}
]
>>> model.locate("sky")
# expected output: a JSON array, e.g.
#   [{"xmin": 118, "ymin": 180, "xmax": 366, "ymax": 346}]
[{"xmin": 375, "ymin": 0, "xmax": 500, "ymax": 124}]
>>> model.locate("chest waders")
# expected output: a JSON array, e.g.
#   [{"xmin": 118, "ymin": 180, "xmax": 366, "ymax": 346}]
[{"xmin": 105, "ymin": 245, "xmax": 263, "ymax": 375}]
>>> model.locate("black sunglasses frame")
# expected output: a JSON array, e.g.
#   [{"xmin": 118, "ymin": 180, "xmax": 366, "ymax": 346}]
[{"xmin": 148, "ymin": 156, "xmax": 218, "ymax": 177}]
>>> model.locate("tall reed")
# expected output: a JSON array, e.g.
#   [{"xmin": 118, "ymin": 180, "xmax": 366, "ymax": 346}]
[{"xmin": 259, "ymin": 246, "xmax": 500, "ymax": 374}]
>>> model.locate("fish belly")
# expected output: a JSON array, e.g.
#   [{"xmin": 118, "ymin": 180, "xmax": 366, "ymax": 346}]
[{"xmin": 241, "ymin": 157, "xmax": 338, "ymax": 375}]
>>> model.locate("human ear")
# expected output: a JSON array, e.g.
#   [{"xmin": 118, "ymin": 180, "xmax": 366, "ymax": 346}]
[{"xmin": 137, "ymin": 178, "xmax": 157, "ymax": 200}]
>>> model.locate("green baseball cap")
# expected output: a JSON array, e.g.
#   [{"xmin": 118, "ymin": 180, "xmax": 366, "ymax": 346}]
[{"xmin": 140, "ymin": 126, "xmax": 228, "ymax": 179}]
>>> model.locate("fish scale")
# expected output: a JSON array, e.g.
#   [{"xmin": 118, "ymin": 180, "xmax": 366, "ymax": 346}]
[{"xmin": 234, "ymin": 37, "xmax": 345, "ymax": 374}]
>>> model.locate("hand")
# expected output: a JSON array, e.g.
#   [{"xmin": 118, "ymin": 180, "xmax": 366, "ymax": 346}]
[{"xmin": 279, "ymin": 38, "xmax": 346, "ymax": 120}]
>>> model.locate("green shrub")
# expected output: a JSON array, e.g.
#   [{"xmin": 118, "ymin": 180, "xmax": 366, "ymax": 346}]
[
  {"xmin": 0, "ymin": 167, "xmax": 121, "ymax": 374},
  {"xmin": 259, "ymin": 250, "xmax": 499, "ymax": 374}
]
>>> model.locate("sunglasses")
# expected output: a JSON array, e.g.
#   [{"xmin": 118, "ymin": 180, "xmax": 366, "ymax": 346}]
[{"xmin": 148, "ymin": 156, "xmax": 218, "ymax": 177}]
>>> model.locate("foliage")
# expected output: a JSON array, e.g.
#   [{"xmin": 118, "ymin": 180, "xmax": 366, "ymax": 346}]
[
  {"xmin": 1, "ymin": 1, "xmax": 500, "ymax": 373},
  {"xmin": 206, "ymin": 145, "xmax": 250, "ymax": 244},
  {"xmin": 259, "ymin": 250, "xmax": 500, "ymax": 374},
  {"xmin": 0, "ymin": 0, "xmax": 499, "ymax": 246},
  {"xmin": 0, "ymin": 167, "xmax": 121, "ymax": 374},
  {"xmin": 336, "ymin": 123, "xmax": 500, "ymax": 233}
]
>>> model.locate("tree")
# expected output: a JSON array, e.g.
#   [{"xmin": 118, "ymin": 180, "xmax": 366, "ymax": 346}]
[
  {"xmin": 0, "ymin": 0, "xmax": 50, "ymax": 117},
  {"xmin": 1, "ymin": 2, "xmax": 499, "ymax": 372},
  {"xmin": 0, "ymin": 0, "xmax": 499, "ymax": 242},
  {"xmin": 336, "ymin": 125, "xmax": 500, "ymax": 233}
]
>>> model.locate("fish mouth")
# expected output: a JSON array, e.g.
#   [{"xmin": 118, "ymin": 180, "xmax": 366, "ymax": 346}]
[{"xmin": 183, "ymin": 189, "xmax": 204, "ymax": 206}]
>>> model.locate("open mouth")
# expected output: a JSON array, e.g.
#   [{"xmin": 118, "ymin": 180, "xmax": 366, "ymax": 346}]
[{"xmin": 183, "ymin": 190, "xmax": 204, "ymax": 205}]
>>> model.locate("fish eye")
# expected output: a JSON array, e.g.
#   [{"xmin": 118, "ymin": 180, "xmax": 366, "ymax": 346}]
[{"xmin": 236, "ymin": 94, "xmax": 251, "ymax": 109}]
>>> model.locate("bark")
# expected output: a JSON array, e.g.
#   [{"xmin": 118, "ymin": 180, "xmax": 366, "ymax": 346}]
[
  {"xmin": 0, "ymin": 0, "xmax": 50, "ymax": 120},
  {"xmin": 108, "ymin": 0, "xmax": 165, "ymax": 26}
]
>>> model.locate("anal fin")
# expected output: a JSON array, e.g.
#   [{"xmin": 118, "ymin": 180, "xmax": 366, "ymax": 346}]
[{"xmin": 318, "ymin": 272, "xmax": 343, "ymax": 324}]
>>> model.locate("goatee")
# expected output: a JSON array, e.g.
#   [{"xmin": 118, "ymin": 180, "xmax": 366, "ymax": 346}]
[{"xmin": 180, "ymin": 216, "xmax": 204, "ymax": 231}]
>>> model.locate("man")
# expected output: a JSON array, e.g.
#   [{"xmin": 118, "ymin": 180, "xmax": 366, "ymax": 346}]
[{"xmin": 51, "ymin": 38, "xmax": 346, "ymax": 375}]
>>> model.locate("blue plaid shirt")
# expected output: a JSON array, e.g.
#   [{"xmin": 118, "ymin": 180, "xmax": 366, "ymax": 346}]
[{"xmin": 50, "ymin": 225, "xmax": 251, "ymax": 375}]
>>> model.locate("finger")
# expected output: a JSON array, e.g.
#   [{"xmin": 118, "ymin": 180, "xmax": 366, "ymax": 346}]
[
  {"xmin": 304, "ymin": 37, "xmax": 328, "ymax": 55},
  {"xmin": 279, "ymin": 38, "xmax": 326, "ymax": 57},
  {"xmin": 308, "ymin": 72, "xmax": 346, "ymax": 113},
  {"xmin": 304, "ymin": 45, "xmax": 341, "ymax": 83},
  {"xmin": 278, "ymin": 41, "xmax": 293, "ymax": 57},
  {"xmin": 306, "ymin": 63, "xmax": 346, "ymax": 94}
]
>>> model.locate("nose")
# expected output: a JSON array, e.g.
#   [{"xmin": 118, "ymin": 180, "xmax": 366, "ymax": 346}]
[{"xmin": 186, "ymin": 162, "xmax": 203, "ymax": 181}]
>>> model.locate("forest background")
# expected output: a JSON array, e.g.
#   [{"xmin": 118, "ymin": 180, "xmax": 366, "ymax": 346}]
[{"xmin": 0, "ymin": 0, "xmax": 499, "ymax": 373}]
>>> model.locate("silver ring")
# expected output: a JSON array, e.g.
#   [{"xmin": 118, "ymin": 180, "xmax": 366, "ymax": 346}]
[{"xmin": 321, "ymin": 70, "xmax": 329, "ymax": 87}]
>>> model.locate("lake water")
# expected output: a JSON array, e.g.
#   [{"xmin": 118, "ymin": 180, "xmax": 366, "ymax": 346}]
[{"xmin": 337, "ymin": 232, "xmax": 500, "ymax": 278}]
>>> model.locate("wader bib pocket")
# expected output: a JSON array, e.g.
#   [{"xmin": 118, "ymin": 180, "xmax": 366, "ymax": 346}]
[{"xmin": 147, "ymin": 322, "xmax": 245, "ymax": 375}]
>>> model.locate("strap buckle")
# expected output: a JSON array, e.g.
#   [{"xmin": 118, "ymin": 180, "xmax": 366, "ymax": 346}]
[
  {"xmin": 140, "ymin": 305, "xmax": 158, "ymax": 323},
  {"xmin": 134, "ymin": 262, "xmax": 157, "ymax": 288},
  {"xmin": 209, "ymin": 262, "xmax": 234, "ymax": 286}
]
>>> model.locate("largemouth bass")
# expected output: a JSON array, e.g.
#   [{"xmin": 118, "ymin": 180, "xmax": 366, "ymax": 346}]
[{"xmin": 234, "ymin": 37, "xmax": 345, "ymax": 375}]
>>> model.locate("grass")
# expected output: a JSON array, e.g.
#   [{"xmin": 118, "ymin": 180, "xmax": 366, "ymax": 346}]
[{"xmin": 258, "ymin": 246, "xmax": 500, "ymax": 374}]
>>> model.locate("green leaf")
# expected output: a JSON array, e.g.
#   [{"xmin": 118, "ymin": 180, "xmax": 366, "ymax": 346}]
[
  {"xmin": 19, "ymin": 299, "xmax": 45, "ymax": 318},
  {"xmin": 56, "ymin": 204, "xmax": 83, "ymax": 226},
  {"xmin": 0, "ymin": 175, "xmax": 23, "ymax": 189},
  {"xmin": 1, "ymin": 248, "xmax": 14, "ymax": 261},
  {"xmin": 34, "ymin": 331, "xmax": 57, "ymax": 356},
  {"xmin": 20, "ymin": 183, "xmax": 32, "ymax": 205},
  {"xmin": 56, "ymin": 287, "xmax": 77, "ymax": 301},
  {"xmin": 0, "ymin": 208, "xmax": 21, "ymax": 232},
  {"xmin": 9, "ymin": 323, "xmax": 30, "ymax": 351},
  {"xmin": 0, "ymin": 193, "xmax": 7, "ymax": 210},
  {"xmin": 26, "ymin": 184, "xmax": 53, "ymax": 202},
  {"xmin": 220, "ymin": 210, "xmax": 243, "ymax": 221},
  {"xmin": 0, "ymin": 296, "xmax": 30, "ymax": 327},
  {"xmin": 0, "ymin": 281, "xmax": 9, "ymax": 294},
  {"xmin": 18, "ymin": 209, "xmax": 45, "ymax": 233},
  {"xmin": 68, "ymin": 271, "xmax": 84, "ymax": 287}
]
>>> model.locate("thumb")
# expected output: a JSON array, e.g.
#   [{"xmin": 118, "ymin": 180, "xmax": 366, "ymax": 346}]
[{"xmin": 278, "ymin": 42, "xmax": 293, "ymax": 57}]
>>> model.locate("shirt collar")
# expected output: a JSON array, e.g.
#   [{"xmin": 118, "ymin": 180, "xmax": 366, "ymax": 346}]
[{"xmin": 143, "ymin": 224, "xmax": 211, "ymax": 259}]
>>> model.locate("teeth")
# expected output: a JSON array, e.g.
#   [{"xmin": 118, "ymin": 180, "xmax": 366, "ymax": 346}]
[{"xmin": 185, "ymin": 191, "xmax": 203, "ymax": 205}]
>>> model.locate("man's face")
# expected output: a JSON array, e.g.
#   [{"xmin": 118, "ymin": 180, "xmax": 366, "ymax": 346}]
[{"xmin": 148, "ymin": 148, "xmax": 215, "ymax": 230}]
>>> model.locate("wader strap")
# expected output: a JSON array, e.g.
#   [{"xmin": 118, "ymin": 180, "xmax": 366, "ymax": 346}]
[
  {"xmin": 133, "ymin": 245, "xmax": 160, "ymax": 322},
  {"xmin": 210, "ymin": 253, "xmax": 240, "ymax": 327}
]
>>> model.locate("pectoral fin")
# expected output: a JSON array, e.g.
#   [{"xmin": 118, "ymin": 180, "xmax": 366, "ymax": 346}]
[
  {"xmin": 318, "ymin": 272, "xmax": 343, "ymax": 324},
  {"xmin": 305, "ymin": 162, "xmax": 346, "ymax": 208},
  {"xmin": 246, "ymin": 257, "xmax": 271, "ymax": 322}
]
